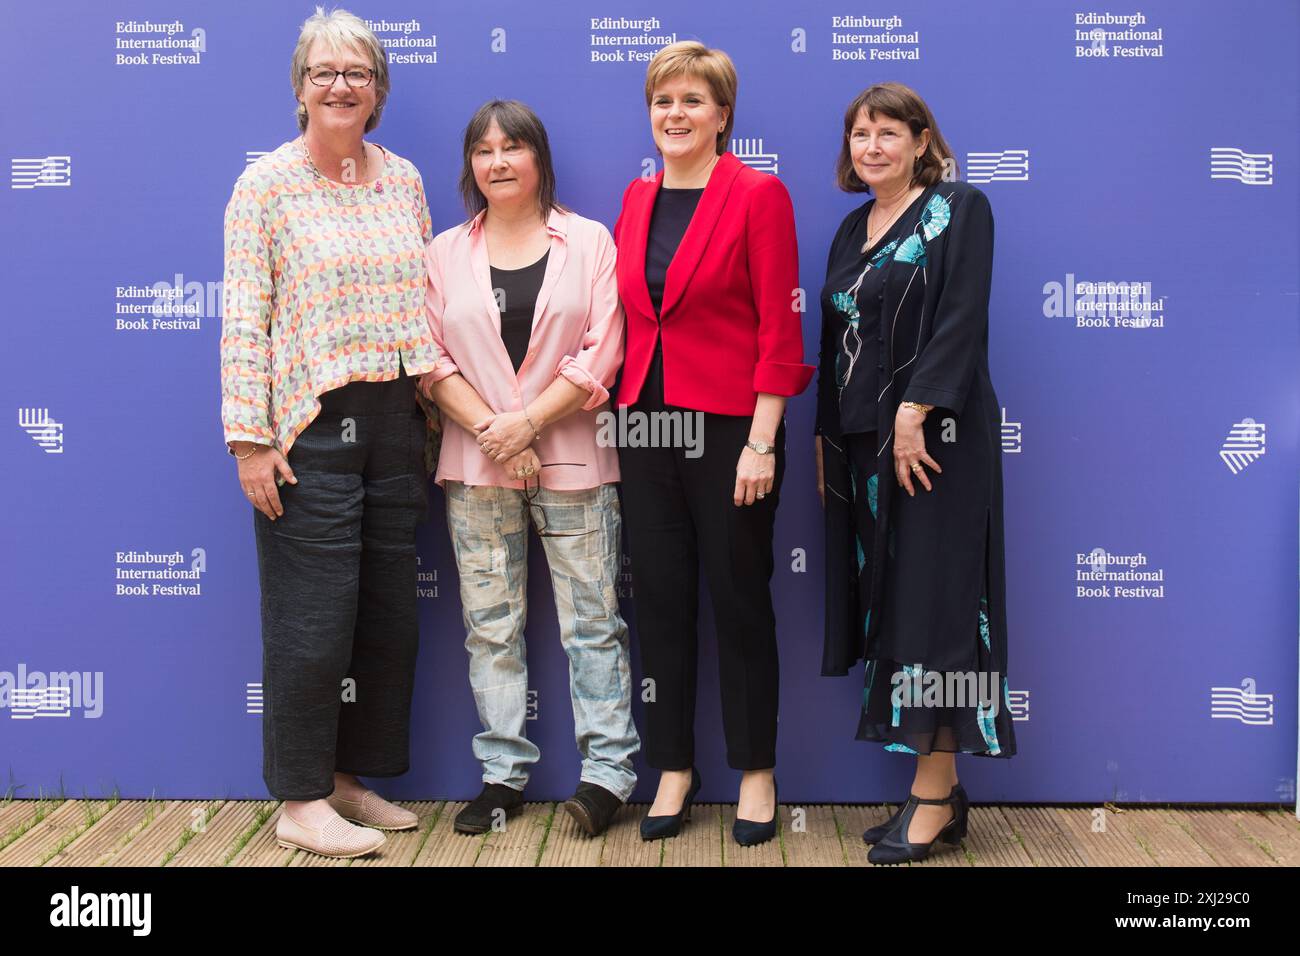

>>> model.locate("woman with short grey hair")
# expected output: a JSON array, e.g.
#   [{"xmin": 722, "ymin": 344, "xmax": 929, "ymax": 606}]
[{"xmin": 220, "ymin": 6, "xmax": 441, "ymax": 859}]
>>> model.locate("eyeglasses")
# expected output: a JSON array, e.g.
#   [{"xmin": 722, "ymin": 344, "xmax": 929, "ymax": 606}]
[
  {"xmin": 521, "ymin": 464, "xmax": 593, "ymax": 538},
  {"xmin": 305, "ymin": 66, "xmax": 374, "ymax": 88}
]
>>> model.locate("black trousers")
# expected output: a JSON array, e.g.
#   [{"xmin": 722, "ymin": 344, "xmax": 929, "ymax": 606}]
[
  {"xmin": 618, "ymin": 346, "xmax": 786, "ymax": 770},
  {"xmin": 253, "ymin": 368, "xmax": 428, "ymax": 800}
]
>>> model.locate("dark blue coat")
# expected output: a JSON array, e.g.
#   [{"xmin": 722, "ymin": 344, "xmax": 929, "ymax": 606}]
[{"xmin": 816, "ymin": 180, "xmax": 1009, "ymax": 680}]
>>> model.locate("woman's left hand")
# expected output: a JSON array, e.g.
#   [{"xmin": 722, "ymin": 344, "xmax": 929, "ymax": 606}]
[
  {"xmin": 734, "ymin": 445, "xmax": 775, "ymax": 506},
  {"xmin": 474, "ymin": 411, "xmax": 535, "ymax": 463},
  {"xmin": 501, "ymin": 447, "xmax": 541, "ymax": 482},
  {"xmin": 893, "ymin": 405, "xmax": 943, "ymax": 496}
]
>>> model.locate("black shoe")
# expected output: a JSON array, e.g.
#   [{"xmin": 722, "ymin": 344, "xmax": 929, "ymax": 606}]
[
  {"xmin": 732, "ymin": 777, "xmax": 779, "ymax": 847},
  {"xmin": 454, "ymin": 782, "xmax": 525, "ymax": 834},
  {"xmin": 863, "ymin": 783, "xmax": 965, "ymax": 844},
  {"xmin": 564, "ymin": 782, "xmax": 624, "ymax": 837},
  {"xmin": 866, "ymin": 787, "xmax": 969, "ymax": 865},
  {"xmin": 639, "ymin": 768, "xmax": 702, "ymax": 841}
]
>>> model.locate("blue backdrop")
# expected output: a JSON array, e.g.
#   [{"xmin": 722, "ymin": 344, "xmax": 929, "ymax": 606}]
[{"xmin": 2, "ymin": 0, "xmax": 1297, "ymax": 805}]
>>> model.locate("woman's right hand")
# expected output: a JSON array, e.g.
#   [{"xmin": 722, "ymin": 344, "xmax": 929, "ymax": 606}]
[
  {"xmin": 815, "ymin": 435, "xmax": 825, "ymax": 509},
  {"xmin": 233, "ymin": 442, "xmax": 297, "ymax": 520},
  {"xmin": 417, "ymin": 371, "xmax": 438, "ymax": 402}
]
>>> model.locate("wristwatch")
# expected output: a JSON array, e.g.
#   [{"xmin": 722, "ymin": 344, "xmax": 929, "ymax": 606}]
[{"xmin": 746, "ymin": 438, "xmax": 776, "ymax": 455}]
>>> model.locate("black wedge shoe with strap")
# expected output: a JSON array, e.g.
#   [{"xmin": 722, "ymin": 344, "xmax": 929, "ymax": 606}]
[
  {"xmin": 866, "ymin": 787, "xmax": 969, "ymax": 865},
  {"xmin": 862, "ymin": 783, "xmax": 966, "ymax": 844}
]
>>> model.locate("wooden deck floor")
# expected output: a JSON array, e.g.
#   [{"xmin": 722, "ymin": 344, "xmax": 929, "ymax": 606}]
[{"xmin": 2, "ymin": 799, "xmax": 1297, "ymax": 867}]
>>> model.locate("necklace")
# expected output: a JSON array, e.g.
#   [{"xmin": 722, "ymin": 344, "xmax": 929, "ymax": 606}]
[
  {"xmin": 299, "ymin": 136, "xmax": 384, "ymax": 199},
  {"xmin": 863, "ymin": 184, "xmax": 921, "ymax": 253}
]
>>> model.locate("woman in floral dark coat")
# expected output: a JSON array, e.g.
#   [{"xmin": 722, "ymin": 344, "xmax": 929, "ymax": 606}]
[{"xmin": 815, "ymin": 82, "xmax": 1017, "ymax": 865}]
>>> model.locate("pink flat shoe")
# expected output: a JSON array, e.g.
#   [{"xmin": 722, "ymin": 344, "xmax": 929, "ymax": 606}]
[
  {"xmin": 326, "ymin": 789, "xmax": 419, "ymax": 831},
  {"xmin": 275, "ymin": 809, "xmax": 386, "ymax": 859}
]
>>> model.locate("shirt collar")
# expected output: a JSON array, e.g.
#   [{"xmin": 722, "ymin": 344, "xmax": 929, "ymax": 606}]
[{"xmin": 466, "ymin": 205, "xmax": 568, "ymax": 240}]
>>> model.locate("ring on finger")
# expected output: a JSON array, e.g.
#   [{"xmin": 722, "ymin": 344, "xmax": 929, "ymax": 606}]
[{"xmin": 910, "ymin": 462, "xmax": 923, "ymax": 473}]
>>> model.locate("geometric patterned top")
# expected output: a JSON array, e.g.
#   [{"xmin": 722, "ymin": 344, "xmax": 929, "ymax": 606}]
[{"xmin": 220, "ymin": 138, "xmax": 441, "ymax": 464}]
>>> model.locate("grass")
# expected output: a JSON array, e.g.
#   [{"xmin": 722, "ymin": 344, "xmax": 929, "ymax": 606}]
[
  {"xmin": 0, "ymin": 777, "xmax": 68, "ymax": 855},
  {"xmin": 4, "ymin": 798, "xmax": 1293, "ymax": 866},
  {"xmin": 159, "ymin": 801, "xmax": 223, "ymax": 866},
  {"xmin": 37, "ymin": 787, "xmax": 123, "ymax": 865},
  {"xmin": 220, "ymin": 801, "xmax": 278, "ymax": 866}
]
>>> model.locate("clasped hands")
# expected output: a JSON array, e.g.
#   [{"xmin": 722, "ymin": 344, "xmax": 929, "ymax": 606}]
[{"xmin": 474, "ymin": 410, "xmax": 539, "ymax": 482}]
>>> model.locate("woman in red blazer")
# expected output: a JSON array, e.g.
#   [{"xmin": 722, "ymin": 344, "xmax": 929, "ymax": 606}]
[{"xmin": 612, "ymin": 41, "xmax": 814, "ymax": 847}]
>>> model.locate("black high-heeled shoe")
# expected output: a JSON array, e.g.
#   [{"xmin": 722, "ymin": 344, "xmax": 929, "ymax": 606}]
[
  {"xmin": 863, "ymin": 783, "xmax": 966, "ymax": 844},
  {"xmin": 866, "ymin": 787, "xmax": 969, "ymax": 865},
  {"xmin": 639, "ymin": 767, "xmax": 702, "ymax": 841},
  {"xmin": 732, "ymin": 777, "xmax": 779, "ymax": 847}
]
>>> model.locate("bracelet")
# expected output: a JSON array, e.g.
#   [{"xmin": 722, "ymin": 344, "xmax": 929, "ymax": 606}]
[
  {"xmin": 901, "ymin": 401, "xmax": 934, "ymax": 417},
  {"xmin": 228, "ymin": 442, "xmax": 259, "ymax": 460},
  {"xmin": 523, "ymin": 409, "xmax": 542, "ymax": 441}
]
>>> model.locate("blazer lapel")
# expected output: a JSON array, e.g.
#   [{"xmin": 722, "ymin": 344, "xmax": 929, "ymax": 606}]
[
  {"xmin": 883, "ymin": 183, "xmax": 940, "ymax": 368},
  {"xmin": 621, "ymin": 172, "xmax": 661, "ymax": 323},
  {"xmin": 873, "ymin": 184, "xmax": 942, "ymax": 458},
  {"xmin": 660, "ymin": 151, "xmax": 743, "ymax": 321}
]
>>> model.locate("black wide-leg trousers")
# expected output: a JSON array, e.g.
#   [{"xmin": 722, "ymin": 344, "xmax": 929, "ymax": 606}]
[{"xmin": 253, "ymin": 368, "xmax": 428, "ymax": 800}]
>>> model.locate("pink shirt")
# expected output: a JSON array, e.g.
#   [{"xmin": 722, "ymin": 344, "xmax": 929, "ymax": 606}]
[{"xmin": 422, "ymin": 207, "xmax": 624, "ymax": 490}]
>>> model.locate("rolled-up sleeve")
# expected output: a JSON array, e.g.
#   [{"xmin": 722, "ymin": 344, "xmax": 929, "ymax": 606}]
[
  {"xmin": 745, "ymin": 175, "xmax": 816, "ymax": 397},
  {"xmin": 219, "ymin": 176, "xmax": 277, "ymax": 448},
  {"xmin": 421, "ymin": 241, "xmax": 461, "ymax": 386},
  {"xmin": 555, "ymin": 226, "xmax": 625, "ymax": 410}
]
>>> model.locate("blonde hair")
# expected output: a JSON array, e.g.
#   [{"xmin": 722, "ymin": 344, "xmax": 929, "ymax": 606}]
[
  {"xmin": 290, "ymin": 6, "xmax": 390, "ymax": 133},
  {"xmin": 644, "ymin": 41, "xmax": 737, "ymax": 155}
]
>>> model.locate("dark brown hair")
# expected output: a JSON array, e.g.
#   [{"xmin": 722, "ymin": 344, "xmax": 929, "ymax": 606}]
[
  {"xmin": 458, "ymin": 100, "xmax": 565, "ymax": 219},
  {"xmin": 835, "ymin": 82, "xmax": 958, "ymax": 193}
]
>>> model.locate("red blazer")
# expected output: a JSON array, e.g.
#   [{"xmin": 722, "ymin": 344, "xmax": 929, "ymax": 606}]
[{"xmin": 612, "ymin": 151, "xmax": 815, "ymax": 414}]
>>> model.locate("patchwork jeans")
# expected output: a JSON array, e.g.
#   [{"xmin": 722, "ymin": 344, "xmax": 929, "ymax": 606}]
[{"xmin": 444, "ymin": 480, "xmax": 639, "ymax": 800}]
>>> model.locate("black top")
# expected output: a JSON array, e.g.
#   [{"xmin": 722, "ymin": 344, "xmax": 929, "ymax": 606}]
[
  {"xmin": 819, "ymin": 191, "xmax": 925, "ymax": 435},
  {"xmin": 646, "ymin": 187, "xmax": 704, "ymax": 316},
  {"xmin": 490, "ymin": 249, "xmax": 549, "ymax": 373},
  {"xmin": 640, "ymin": 186, "xmax": 703, "ymax": 404}
]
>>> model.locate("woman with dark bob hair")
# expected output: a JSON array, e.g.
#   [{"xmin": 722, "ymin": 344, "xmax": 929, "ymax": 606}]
[
  {"xmin": 814, "ymin": 81, "xmax": 1017, "ymax": 864},
  {"xmin": 418, "ymin": 100, "xmax": 639, "ymax": 840}
]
